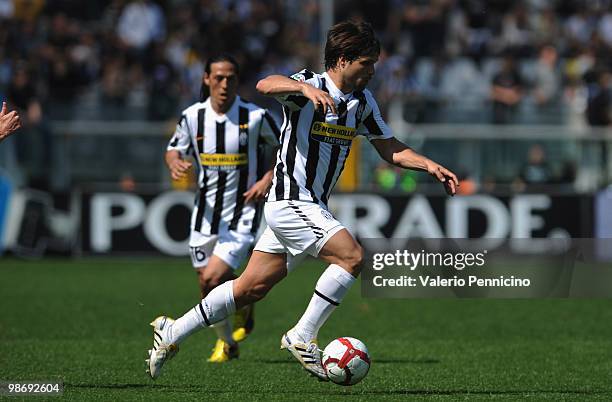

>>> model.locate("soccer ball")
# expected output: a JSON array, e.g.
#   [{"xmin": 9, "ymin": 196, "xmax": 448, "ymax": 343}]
[{"xmin": 322, "ymin": 337, "xmax": 370, "ymax": 385}]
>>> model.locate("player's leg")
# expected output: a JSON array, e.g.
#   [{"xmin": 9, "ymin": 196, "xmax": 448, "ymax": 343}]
[
  {"xmin": 280, "ymin": 229, "xmax": 360, "ymax": 381},
  {"xmin": 203, "ymin": 230, "xmax": 254, "ymax": 363},
  {"xmin": 196, "ymin": 256, "xmax": 236, "ymax": 299},
  {"xmin": 232, "ymin": 303, "xmax": 254, "ymax": 342},
  {"xmin": 196, "ymin": 255, "xmax": 238, "ymax": 362},
  {"xmin": 232, "ymin": 250, "xmax": 288, "ymax": 306},
  {"xmin": 163, "ymin": 236, "xmax": 287, "ymax": 348},
  {"xmin": 146, "ymin": 212, "xmax": 289, "ymax": 379},
  {"xmin": 189, "ymin": 238, "xmax": 226, "ymax": 301},
  {"xmin": 204, "ymin": 231, "xmax": 255, "ymax": 362},
  {"xmin": 218, "ymin": 231, "xmax": 257, "ymax": 344},
  {"xmin": 147, "ymin": 249, "xmax": 287, "ymax": 379},
  {"xmin": 263, "ymin": 201, "xmax": 352, "ymax": 380},
  {"xmin": 189, "ymin": 239, "xmax": 239, "ymax": 359},
  {"xmin": 291, "ymin": 228, "xmax": 362, "ymax": 343},
  {"xmin": 172, "ymin": 250, "xmax": 286, "ymax": 341}
]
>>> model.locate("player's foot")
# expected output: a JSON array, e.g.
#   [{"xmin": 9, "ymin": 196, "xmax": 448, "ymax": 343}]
[
  {"xmin": 232, "ymin": 304, "xmax": 255, "ymax": 342},
  {"xmin": 207, "ymin": 339, "xmax": 239, "ymax": 363},
  {"xmin": 280, "ymin": 328, "xmax": 328, "ymax": 381},
  {"xmin": 145, "ymin": 316, "xmax": 179, "ymax": 380}
]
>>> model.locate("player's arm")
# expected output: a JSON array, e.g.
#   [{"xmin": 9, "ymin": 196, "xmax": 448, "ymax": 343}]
[
  {"xmin": 371, "ymin": 137, "xmax": 459, "ymax": 196},
  {"xmin": 256, "ymin": 75, "xmax": 337, "ymax": 115},
  {"xmin": 0, "ymin": 102, "xmax": 21, "ymax": 142},
  {"xmin": 165, "ymin": 114, "xmax": 193, "ymax": 180},
  {"xmin": 165, "ymin": 150, "xmax": 192, "ymax": 181}
]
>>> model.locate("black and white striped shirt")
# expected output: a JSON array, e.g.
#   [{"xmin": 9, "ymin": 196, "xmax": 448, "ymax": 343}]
[
  {"xmin": 268, "ymin": 69, "xmax": 393, "ymax": 207},
  {"xmin": 168, "ymin": 96, "xmax": 280, "ymax": 235}
]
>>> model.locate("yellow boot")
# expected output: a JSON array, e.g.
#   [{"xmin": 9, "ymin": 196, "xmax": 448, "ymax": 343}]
[
  {"xmin": 207, "ymin": 339, "xmax": 239, "ymax": 363},
  {"xmin": 232, "ymin": 304, "xmax": 255, "ymax": 342}
]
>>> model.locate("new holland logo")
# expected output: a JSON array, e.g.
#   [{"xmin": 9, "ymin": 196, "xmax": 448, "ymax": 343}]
[
  {"xmin": 200, "ymin": 153, "xmax": 248, "ymax": 171},
  {"xmin": 310, "ymin": 122, "xmax": 356, "ymax": 146}
]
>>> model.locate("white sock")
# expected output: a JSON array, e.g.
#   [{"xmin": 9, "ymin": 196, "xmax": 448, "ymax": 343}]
[
  {"xmin": 171, "ymin": 280, "xmax": 236, "ymax": 344},
  {"xmin": 212, "ymin": 318, "xmax": 236, "ymax": 346},
  {"xmin": 293, "ymin": 264, "xmax": 356, "ymax": 342}
]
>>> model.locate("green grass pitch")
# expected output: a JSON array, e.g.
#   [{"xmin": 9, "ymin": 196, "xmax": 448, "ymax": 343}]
[{"xmin": 1, "ymin": 257, "xmax": 611, "ymax": 401}]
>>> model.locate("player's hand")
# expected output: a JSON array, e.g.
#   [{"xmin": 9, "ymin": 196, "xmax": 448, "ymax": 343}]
[
  {"xmin": 425, "ymin": 160, "xmax": 459, "ymax": 196},
  {"xmin": 0, "ymin": 102, "xmax": 21, "ymax": 141},
  {"xmin": 168, "ymin": 158, "xmax": 192, "ymax": 180},
  {"xmin": 243, "ymin": 175, "xmax": 272, "ymax": 204},
  {"xmin": 301, "ymin": 84, "xmax": 337, "ymax": 116}
]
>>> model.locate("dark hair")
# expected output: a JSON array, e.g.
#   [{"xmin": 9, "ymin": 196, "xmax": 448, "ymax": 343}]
[
  {"xmin": 200, "ymin": 53, "xmax": 240, "ymax": 101},
  {"xmin": 324, "ymin": 20, "xmax": 380, "ymax": 71}
]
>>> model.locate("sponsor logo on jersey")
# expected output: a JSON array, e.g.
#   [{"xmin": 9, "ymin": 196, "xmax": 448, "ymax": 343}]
[
  {"xmin": 310, "ymin": 122, "xmax": 356, "ymax": 146},
  {"xmin": 200, "ymin": 153, "xmax": 248, "ymax": 171}
]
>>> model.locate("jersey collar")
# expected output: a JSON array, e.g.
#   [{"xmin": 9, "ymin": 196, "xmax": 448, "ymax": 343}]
[
  {"xmin": 205, "ymin": 96, "xmax": 240, "ymax": 121},
  {"xmin": 321, "ymin": 72, "xmax": 352, "ymax": 100}
]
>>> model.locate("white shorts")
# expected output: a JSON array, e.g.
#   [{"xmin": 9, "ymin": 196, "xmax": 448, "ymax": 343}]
[
  {"xmin": 254, "ymin": 200, "xmax": 345, "ymax": 269},
  {"xmin": 189, "ymin": 230, "xmax": 254, "ymax": 270}
]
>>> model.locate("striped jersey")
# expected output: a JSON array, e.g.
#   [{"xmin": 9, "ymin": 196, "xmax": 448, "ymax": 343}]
[
  {"xmin": 168, "ymin": 96, "xmax": 280, "ymax": 235},
  {"xmin": 268, "ymin": 69, "xmax": 393, "ymax": 207}
]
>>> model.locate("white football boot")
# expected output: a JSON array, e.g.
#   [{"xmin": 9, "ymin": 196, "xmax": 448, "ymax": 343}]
[
  {"xmin": 280, "ymin": 328, "xmax": 328, "ymax": 381},
  {"xmin": 146, "ymin": 316, "xmax": 179, "ymax": 380}
]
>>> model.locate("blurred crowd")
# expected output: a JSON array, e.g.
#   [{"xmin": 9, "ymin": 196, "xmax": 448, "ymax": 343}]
[
  {"xmin": 0, "ymin": 0, "xmax": 610, "ymax": 126},
  {"xmin": 0, "ymin": 0, "xmax": 611, "ymax": 191},
  {"xmin": 0, "ymin": 0, "xmax": 322, "ymax": 122},
  {"xmin": 364, "ymin": 0, "xmax": 612, "ymax": 127}
]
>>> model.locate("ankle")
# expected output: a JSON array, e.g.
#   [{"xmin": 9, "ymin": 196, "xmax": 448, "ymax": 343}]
[{"xmin": 291, "ymin": 325, "xmax": 315, "ymax": 343}]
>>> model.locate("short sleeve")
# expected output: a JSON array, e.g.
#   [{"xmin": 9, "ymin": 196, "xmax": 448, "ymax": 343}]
[
  {"xmin": 356, "ymin": 90, "xmax": 393, "ymax": 141},
  {"xmin": 258, "ymin": 110, "xmax": 281, "ymax": 146},
  {"xmin": 167, "ymin": 113, "xmax": 192, "ymax": 155},
  {"xmin": 275, "ymin": 69, "xmax": 320, "ymax": 110}
]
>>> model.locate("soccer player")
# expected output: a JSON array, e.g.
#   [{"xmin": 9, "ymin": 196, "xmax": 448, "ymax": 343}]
[
  {"xmin": 0, "ymin": 102, "xmax": 21, "ymax": 142},
  {"xmin": 147, "ymin": 21, "xmax": 458, "ymax": 380},
  {"xmin": 163, "ymin": 54, "xmax": 280, "ymax": 363}
]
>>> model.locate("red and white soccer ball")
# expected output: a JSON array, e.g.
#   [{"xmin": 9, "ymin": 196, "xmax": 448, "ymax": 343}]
[{"xmin": 322, "ymin": 337, "xmax": 371, "ymax": 385}]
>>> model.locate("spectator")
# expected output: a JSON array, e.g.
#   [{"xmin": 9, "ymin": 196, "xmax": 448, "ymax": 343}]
[
  {"xmin": 564, "ymin": 9, "xmax": 595, "ymax": 46},
  {"xmin": 373, "ymin": 53, "xmax": 420, "ymax": 116},
  {"xmin": 0, "ymin": 0, "xmax": 13, "ymax": 19},
  {"xmin": 116, "ymin": 0, "xmax": 165, "ymax": 51},
  {"xmin": 147, "ymin": 44, "xmax": 179, "ymax": 120},
  {"xmin": 584, "ymin": 66, "xmax": 611, "ymax": 126},
  {"xmin": 498, "ymin": 3, "xmax": 534, "ymax": 57},
  {"xmin": 599, "ymin": 10, "xmax": 612, "ymax": 48},
  {"xmin": 401, "ymin": 0, "xmax": 452, "ymax": 59},
  {"xmin": 490, "ymin": 54, "xmax": 524, "ymax": 124},
  {"xmin": 100, "ymin": 55, "xmax": 128, "ymax": 118},
  {"xmin": 7, "ymin": 63, "xmax": 52, "ymax": 189},
  {"xmin": 532, "ymin": 44, "xmax": 560, "ymax": 107},
  {"xmin": 519, "ymin": 144, "xmax": 553, "ymax": 185}
]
